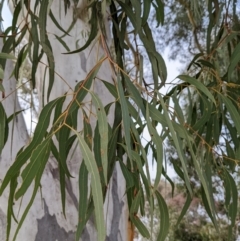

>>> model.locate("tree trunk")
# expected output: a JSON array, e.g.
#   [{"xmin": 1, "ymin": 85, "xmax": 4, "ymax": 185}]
[{"xmin": 0, "ymin": 1, "xmax": 130, "ymax": 240}]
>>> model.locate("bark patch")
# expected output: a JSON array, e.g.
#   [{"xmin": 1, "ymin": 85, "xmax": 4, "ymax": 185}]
[{"xmin": 35, "ymin": 200, "xmax": 75, "ymax": 241}]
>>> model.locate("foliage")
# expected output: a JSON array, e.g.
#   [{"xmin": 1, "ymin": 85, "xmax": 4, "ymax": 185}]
[
  {"xmin": 0, "ymin": 0, "xmax": 240, "ymax": 241},
  {"xmin": 139, "ymin": 181, "xmax": 236, "ymax": 241}
]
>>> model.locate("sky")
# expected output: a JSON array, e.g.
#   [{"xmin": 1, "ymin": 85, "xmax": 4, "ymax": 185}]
[
  {"xmin": 2, "ymin": 1, "xmax": 12, "ymax": 29},
  {"xmin": 1, "ymin": 2, "xmax": 181, "ymax": 179}
]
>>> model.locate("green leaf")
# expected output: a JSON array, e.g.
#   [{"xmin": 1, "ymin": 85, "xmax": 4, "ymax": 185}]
[
  {"xmin": 50, "ymin": 140, "xmax": 67, "ymax": 217},
  {"xmin": 76, "ymin": 132, "xmax": 105, "ymax": 241},
  {"xmin": 193, "ymin": 97, "xmax": 212, "ymax": 131},
  {"xmin": 228, "ymin": 42, "xmax": 240, "ymax": 80},
  {"xmin": 130, "ymin": 189, "xmax": 142, "ymax": 215},
  {"xmin": 201, "ymin": 185, "xmax": 217, "ymax": 229},
  {"xmin": 176, "ymin": 192, "xmax": 192, "ymax": 227},
  {"xmin": 117, "ymin": 74, "xmax": 132, "ymax": 167},
  {"xmin": 177, "ymin": 75, "xmax": 216, "ymax": 105},
  {"xmin": 0, "ymin": 102, "xmax": 7, "ymax": 155},
  {"xmin": 157, "ymin": 93, "xmax": 192, "ymax": 195},
  {"xmin": 0, "ymin": 53, "xmax": 16, "ymax": 60},
  {"xmin": 0, "ymin": 67, "xmax": 4, "ymax": 80},
  {"xmin": 131, "ymin": 216, "xmax": 150, "ymax": 238},
  {"xmin": 146, "ymin": 105, "xmax": 163, "ymax": 190},
  {"xmin": 0, "ymin": 97, "xmax": 65, "ymax": 195},
  {"xmin": 49, "ymin": 10, "xmax": 71, "ymax": 36},
  {"xmin": 93, "ymin": 122, "xmax": 105, "ymax": 185},
  {"xmin": 68, "ymin": 62, "xmax": 102, "ymax": 114},
  {"xmin": 64, "ymin": 2, "xmax": 98, "ymax": 54},
  {"xmin": 90, "ymin": 92, "xmax": 108, "ymax": 184},
  {"xmin": 102, "ymin": 80, "xmax": 118, "ymax": 98},
  {"xmin": 7, "ymin": 170, "xmax": 20, "ymax": 240},
  {"xmin": 125, "ymin": 75, "xmax": 145, "ymax": 116},
  {"xmin": 142, "ymin": 0, "xmax": 151, "ymax": 25},
  {"xmin": 14, "ymin": 44, "xmax": 28, "ymax": 81},
  {"xmin": 15, "ymin": 138, "xmax": 51, "ymax": 200},
  {"xmin": 30, "ymin": 13, "xmax": 40, "ymax": 89},
  {"xmin": 187, "ymin": 53, "xmax": 204, "ymax": 70},
  {"xmin": 154, "ymin": 0, "xmax": 164, "ymax": 26},
  {"xmin": 39, "ymin": 0, "xmax": 55, "ymax": 101},
  {"xmin": 118, "ymin": 2, "xmax": 140, "ymax": 33},
  {"xmin": 224, "ymin": 171, "xmax": 238, "ymax": 227},
  {"xmin": 119, "ymin": 161, "xmax": 134, "ymax": 190},
  {"xmin": 155, "ymin": 190, "xmax": 169, "ymax": 241},
  {"xmin": 76, "ymin": 162, "xmax": 89, "ymax": 240},
  {"xmin": 12, "ymin": 147, "xmax": 49, "ymax": 241},
  {"xmin": 219, "ymin": 94, "xmax": 240, "ymax": 134}
]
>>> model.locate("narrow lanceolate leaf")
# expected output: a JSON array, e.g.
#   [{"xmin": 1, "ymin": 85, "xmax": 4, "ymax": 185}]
[
  {"xmin": 0, "ymin": 102, "xmax": 7, "ymax": 155},
  {"xmin": 50, "ymin": 140, "xmax": 67, "ymax": 217},
  {"xmin": 0, "ymin": 53, "xmax": 16, "ymax": 60},
  {"xmin": 117, "ymin": 74, "xmax": 132, "ymax": 167},
  {"xmin": 142, "ymin": 0, "xmax": 151, "ymax": 25},
  {"xmin": 228, "ymin": 42, "xmax": 240, "ymax": 80},
  {"xmin": 157, "ymin": 93, "xmax": 192, "ymax": 195},
  {"xmin": 119, "ymin": 161, "xmax": 134, "ymax": 190},
  {"xmin": 7, "ymin": 173, "xmax": 19, "ymax": 241},
  {"xmin": 130, "ymin": 189, "xmax": 142, "ymax": 215},
  {"xmin": 118, "ymin": 1, "xmax": 140, "ymax": 33},
  {"xmin": 76, "ymin": 162, "xmax": 89, "ymax": 240},
  {"xmin": 15, "ymin": 138, "xmax": 51, "ymax": 200},
  {"xmin": 0, "ymin": 67, "xmax": 4, "ymax": 80},
  {"xmin": 68, "ymin": 62, "xmax": 102, "ymax": 114},
  {"xmin": 39, "ymin": 0, "xmax": 55, "ymax": 100},
  {"xmin": 219, "ymin": 94, "xmax": 240, "ymax": 134},
  {"xmin": 176, "ymin": 192, "xmax": 192, "ymax": 227},
  {"xmin": 14, "ymin": 44, "xmax": 28, "ymax": 81},
  {"xmin": 177, "ymin": 75, "xmax": 216, "ymax": 105},
  {"xmin": 155, "ymin": 190, "xmax": 169, "ymax": 241},
  {"xmin": 76, "ymin": 132, "xmax": 105, "ymax": 241},
  {"xmin": 49, "ymin": 10, "xmax": 70, "ymax": 36},
  {"xmin": 102, "ymin": 80, "xmax": 118, "ymax": 98},
  {"xmin": 125, "ymin": 76, "xmax": 145, "ymax": 116},
  {"xmin": 64, "ymin": 2, "xmax": 98, "ymax": 54},
  {"xmin": 30, "ymin": 13, "xmax": 40, "ymax": 89},
  {"xmin": 12, "ymin": 147, "xmax": 50, "ymax": 241},
  {"xmin": 154, "ymin": 0, "xmax": 165, "ymax": 26},
  {"xmin": 224, "ymin": 171, "xmax": 238, "ymax": 228},
  {"xmin": 90, "ymin": 92, "xmax": 108, "ymax": 184},
  {"xmin": 146, "ymin": 105, "xmax": 163, "ymax": 190},
  {"xmin": 0, "ymin": 97, "xmax": 65, "ymax": 195},
  {"xmin": 131, "ymin": 216, "xmax": 150, "ymax": 238}
]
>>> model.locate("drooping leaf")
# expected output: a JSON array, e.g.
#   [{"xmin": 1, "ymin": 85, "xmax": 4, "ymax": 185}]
[
  {"xmin": 0, "ymin": 102, "xmax": 7, "ymax": 155},
  {"xmin": 155, "ymin": 190, "xmax": 169, "ymax": 241},
  {"xmin": 15, "ymin": 138, "xmax": 51, "ymax": 200},
  {"xmin": 90, "ymin": 92, "xmax": 108, "ymax": 184},
  {"xmin": 117, "ymin": 73, "xmax": 133, "ymax": 167},
  {"xmin": 76, "ymin": 162, "xmax": 89, "ymax": 240},
  {"xmin": 64, "ymin": 2, "xmax": 98, "ymax": 54},
  {"xmin": 0, "ymin": 97, "xmax": 65, "ymax": 195},
  {"xmin": 76, "ymin": 132, "xmax": 105, "ymax": 241},
  {"xmin": 177, "ymin": 75, "xmax": 216, "ymax": 105}
]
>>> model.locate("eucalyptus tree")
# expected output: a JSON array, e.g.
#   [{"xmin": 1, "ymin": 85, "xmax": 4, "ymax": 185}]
[{"xmin": 0, "ymin": 1, "xmax": 240, "ymax": 241}]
